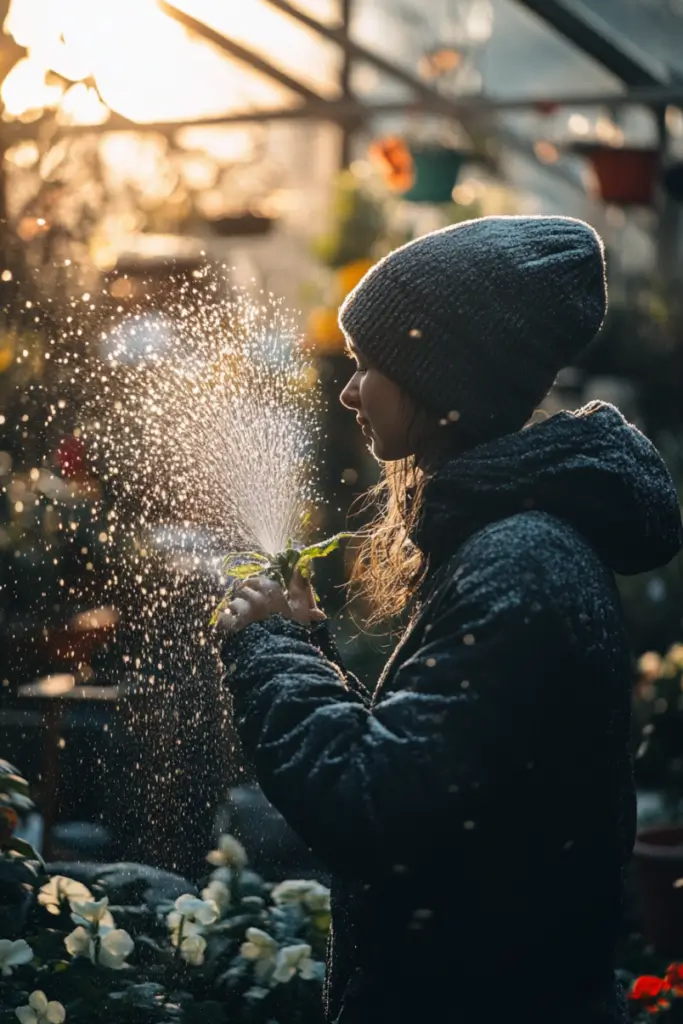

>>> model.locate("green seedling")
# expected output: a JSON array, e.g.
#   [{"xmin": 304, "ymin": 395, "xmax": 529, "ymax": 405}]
[{"xmin": 210, "ymin": 520, "xmax": 354, "ymax": 626}]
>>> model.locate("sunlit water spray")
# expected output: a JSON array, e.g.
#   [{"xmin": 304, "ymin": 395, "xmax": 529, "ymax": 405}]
[
  {"xmin": 31, "ymin": 269, "xmax": 326, "ymax": 874},
  {"xmin": 87, "ymin": 273, "xmax": 323, "ymax": 560}
]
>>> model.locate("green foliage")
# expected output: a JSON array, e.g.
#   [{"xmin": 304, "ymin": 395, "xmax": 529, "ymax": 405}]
[
  {"xmin": 312, "ymin": 172, "xmax": 386, "ymax": 269},
  {"xmin": 210, "ymin": 532, "xmax": 354, "ymax": 626}
]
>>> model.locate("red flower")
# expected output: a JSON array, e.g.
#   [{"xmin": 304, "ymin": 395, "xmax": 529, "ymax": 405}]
[
  {"xmin": 630, "ymin": 975, "xmax": 671, "ymax": 1014},
  {"xmin": 665, "ymin": 963, "xmax": 683, "ymax": 996}
]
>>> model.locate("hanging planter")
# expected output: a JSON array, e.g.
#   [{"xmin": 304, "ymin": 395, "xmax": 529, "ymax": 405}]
[
  {"xmin": 369, "ymin": 136, "xmax": 467, "ymax": 204},
  {"xmin": 573, "ymin": 144, "xmax": 660, "ymax": 206},
  {"xmin": 404, "ymin": 147, "xmax": 467, "ymax": 203}
]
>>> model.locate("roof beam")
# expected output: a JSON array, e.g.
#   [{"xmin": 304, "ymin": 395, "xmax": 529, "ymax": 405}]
[
  {"xmin": 7, "ymin": 84, "xmax": 683, "ymax": 145},
  {"xmin": 158, "ymin": 0, "xmax": 329, "ymax": 103},
  {"xmin": 260, "ymin": 0, "xmax": 478, "ymax": 116},
  {"xmin": 518, "ymin": 0, "xmax": 672, "ymax": 87},
  {"xmin": 257, "ymin": 0, "xmax": 614, "ymax": 196}
]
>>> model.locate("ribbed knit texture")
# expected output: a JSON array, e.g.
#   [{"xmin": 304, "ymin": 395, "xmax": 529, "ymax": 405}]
[{"xmin": 339, "ymin": 215, "xmax": 608, "ymax": 445}]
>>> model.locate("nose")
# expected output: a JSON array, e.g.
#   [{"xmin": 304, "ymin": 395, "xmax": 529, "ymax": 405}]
[{"xmin": 339, "ymin": 374, "xmax": 360, "ymax": 411}]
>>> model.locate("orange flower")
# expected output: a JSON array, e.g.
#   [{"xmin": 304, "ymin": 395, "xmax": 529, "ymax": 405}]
[
  {"xmin": 630, "ymin": 975, "xmax": 671, "ymax": 1014},
  {"xmin": 665, "ymin": 963, "xmax": 683, "ymax": 996},
  {"xmin": 368, "ymin": 136, "xmax": 415, "ymax": 194}
]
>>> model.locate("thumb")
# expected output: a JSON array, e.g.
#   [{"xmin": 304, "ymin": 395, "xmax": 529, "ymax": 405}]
[{"xmin": 289, "ymin": 569, "xmax": 326, "ymax": 621}]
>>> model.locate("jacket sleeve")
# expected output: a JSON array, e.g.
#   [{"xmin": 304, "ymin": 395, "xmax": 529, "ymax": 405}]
[
  {"xmin": 307, "ymin": 620, "xmax": 373, "ymax": 704},
  {"xmin": 220, "ymin": 554, "xmax": 559, "ymax": 879}
]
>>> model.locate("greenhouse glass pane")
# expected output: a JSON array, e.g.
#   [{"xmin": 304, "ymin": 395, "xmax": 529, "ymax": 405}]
[
  {"xmin": 171, "ymin": 0, "xmax": 343, "ymax": 99},
  {"xmin": 2, "ymin": 0, "xmax": 307, "ymax": 124},
  {"xmin": 572, "ymin": 0, "xmax": 683, "ymax": 78}
]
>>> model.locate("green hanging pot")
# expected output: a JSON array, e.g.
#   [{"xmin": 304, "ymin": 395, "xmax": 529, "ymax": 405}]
[{"xmin": 402, "ymin": 146, "xmax": 467, "ymax": 204}]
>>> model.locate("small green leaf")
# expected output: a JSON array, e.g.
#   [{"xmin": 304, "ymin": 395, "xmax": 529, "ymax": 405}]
[
  {"xmin": 226, "ymin": 563, "xmax": 268, "ymax": 580},
  {"xmin": 297, "ymin": 555, "xmax": 312, "ymax": 580},
  {"xmin": 299, "ymin": 532, "xmax": 355, "ymax": 560},
  {"xmin": 222, "ymin": 551, "xmax": 269, "ymax": 570}
]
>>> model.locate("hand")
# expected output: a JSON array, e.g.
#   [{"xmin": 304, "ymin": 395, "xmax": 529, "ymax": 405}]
[{"xmin": 215, "ymin": 569, "xmax": 326, "ymax": 636}]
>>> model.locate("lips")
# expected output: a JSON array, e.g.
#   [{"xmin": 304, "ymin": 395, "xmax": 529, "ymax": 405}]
[{"xmin": 357, "ymin": 418, "xmax": 371, "ymax": 435}]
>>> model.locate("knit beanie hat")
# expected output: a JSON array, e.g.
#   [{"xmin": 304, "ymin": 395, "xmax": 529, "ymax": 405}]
[{"xmin": 339, "ymin": 215, "xmax": 607, "ymax": 446}]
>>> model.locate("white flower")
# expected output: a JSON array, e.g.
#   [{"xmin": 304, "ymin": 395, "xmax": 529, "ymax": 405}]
[
  {"xmin": 174, "ymin": 894, "xmax": 219, "ymax": 926},
  {"xmin": 167, "ymin": 912, "xmax": 200, "ymax": 946},
  {"xmin": 0, "ymin": 938, "xmax": 33, "ymax": 976},
  {"xmin": 15, "ymin": 990, "xmax": 66, "ymax": 1024},
  {"xmin": 64, "ymin": 926, "xmax": 91, "ymax": 960},
  {"xmin": 38, "ymin": 876, "xmax": 93, "ymax": 916},
  {"xmin": 240, "ymin": 927, "xmax": 279, "ymax": 984},
  {"xmin": 201, "ymin": 880, "xmax": 231, "ymax": 915},
  {"xmin": 69, "ymin": 896, "xmax": 115, "ymax": 930},
  {"xmin": 98, "ymin": 929, "xmax": 134, "ymax": 970},
  {"xmin": 64, "ymin": 925, "xmax": 133, "ymax": 969},
  {"xmin": 271, "ymin": 879, "xmax": 331, "ymax": 913},
  {"xmin": 167, "ymin": 893, "xmax": 218, "ymax": 947},
  {"xmin": 206, "ymin": 833, "xmax": 248, "ymax": 869},
  {"xmin": 240, "ymin": 927, "xmax": 278, "ymax": 961},
  {"xmin": 179, "ymin": 933, "xmax": 206, "ymax": 966},
  {"xmin": 271, "ymin": 943, "xmax": 317, "ymax": 985}
]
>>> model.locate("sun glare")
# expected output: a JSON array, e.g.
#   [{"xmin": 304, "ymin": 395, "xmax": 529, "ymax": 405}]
[{"xmin": 1, "ymin": 0, "xmax": 337, "ymax": 125}]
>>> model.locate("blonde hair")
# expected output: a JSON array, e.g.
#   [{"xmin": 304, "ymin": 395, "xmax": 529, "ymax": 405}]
[{"xmin": 346, "ymin": 453, "xmax": 430, "ymax": 628}]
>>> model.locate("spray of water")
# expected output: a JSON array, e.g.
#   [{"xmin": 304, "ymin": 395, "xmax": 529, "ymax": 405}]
[
  {"xmin": 25, "ymin": 268, "xmax": 327, "ymax": 873},
  {"xmin": 84, "ymin": 270, "xmax": 323, "ymax": 560}
]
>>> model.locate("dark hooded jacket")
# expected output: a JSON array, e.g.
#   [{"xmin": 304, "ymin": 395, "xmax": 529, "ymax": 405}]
[{"xmin": 220, "ymin": 401, "xmax": 683, "ymax": 1024}]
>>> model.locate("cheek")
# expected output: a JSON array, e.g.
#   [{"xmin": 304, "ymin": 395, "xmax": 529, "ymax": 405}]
[{"xmin": 359, "ymin": 373, "xmax": 388, "ymax": 413}]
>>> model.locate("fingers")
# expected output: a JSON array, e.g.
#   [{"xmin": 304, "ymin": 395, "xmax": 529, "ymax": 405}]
[
  {"xmin": 288, "ymin": 570, "xmax": 326, "ymax": 623},
  {"xmin": 289, "ymin": 568, "xmax": 314, "ymax": 603}
]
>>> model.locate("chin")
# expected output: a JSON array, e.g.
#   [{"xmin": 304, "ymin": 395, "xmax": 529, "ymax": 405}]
[{"xmin": 369, "ymin": 437, "xmax": 411, "ymax": 462}]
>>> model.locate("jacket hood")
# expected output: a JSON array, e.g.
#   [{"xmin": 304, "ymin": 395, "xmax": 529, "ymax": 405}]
[{"xmin": 414, "ymin": 401, "xmax": 683, "ymax": 576}]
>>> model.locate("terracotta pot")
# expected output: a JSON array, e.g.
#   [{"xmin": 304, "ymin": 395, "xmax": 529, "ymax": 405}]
[
  {"xmin": 633, "ymin": 825, "xmax": 683, "ymax": 954},
  {"xmin": 575, "ymin": 145, "xmax": 660, "ymax": 206}
]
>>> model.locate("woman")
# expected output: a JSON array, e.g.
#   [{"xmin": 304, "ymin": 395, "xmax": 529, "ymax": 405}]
[{"xmin": 217, "ymin": 216, "xmax": 683, "ymax": 1023}]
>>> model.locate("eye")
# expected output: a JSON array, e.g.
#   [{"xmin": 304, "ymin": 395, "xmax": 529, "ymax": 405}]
[{"xmin": 345, "ymin": 351, "xmax": 367, "ymax": 374}]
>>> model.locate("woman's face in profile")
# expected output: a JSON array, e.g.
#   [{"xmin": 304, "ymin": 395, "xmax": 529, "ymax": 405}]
[{"xmin": 339, "ymin": 341, "xmax": 435, "ymax": 462}]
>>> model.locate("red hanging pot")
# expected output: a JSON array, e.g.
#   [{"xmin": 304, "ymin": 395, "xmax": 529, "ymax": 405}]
[{"xmin": 574, "ymin": 144, "xmax": 660, "ymax": 206}]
